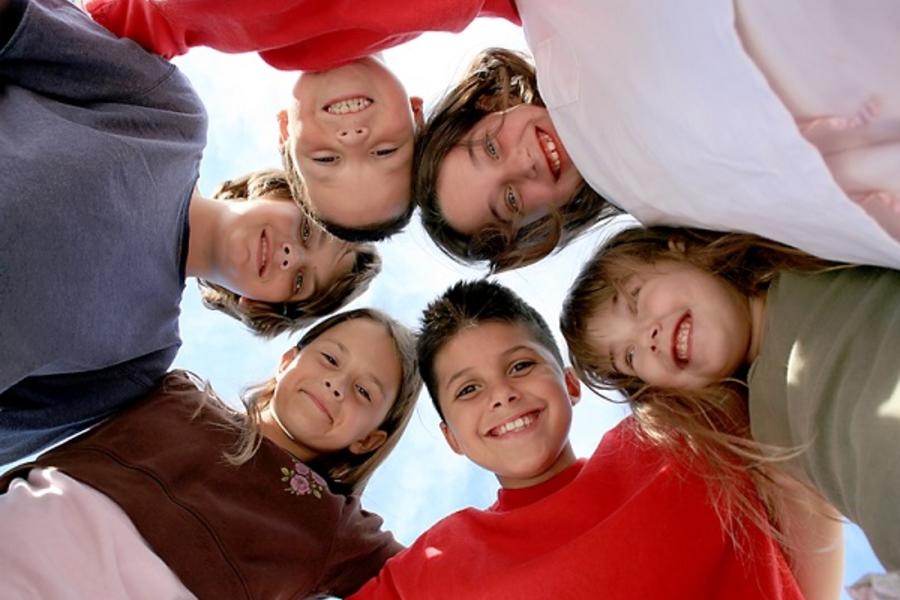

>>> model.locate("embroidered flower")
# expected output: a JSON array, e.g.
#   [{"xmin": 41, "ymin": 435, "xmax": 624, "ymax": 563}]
[
  {"xmin": 290, "ymin": 474, "xmax": 310, "ymax": 495},
  {"xmin": 281, "ymin": 459, "xmax": 326, "ymax": 499}
]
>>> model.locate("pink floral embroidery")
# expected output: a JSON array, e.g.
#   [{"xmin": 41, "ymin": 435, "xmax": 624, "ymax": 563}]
[{"xmin": 281, "ymin": 460, "xmax": 325, "ymax": 499}]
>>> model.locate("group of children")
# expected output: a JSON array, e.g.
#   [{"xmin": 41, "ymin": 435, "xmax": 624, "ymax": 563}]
[{"xmin": 2, "ymin": 0, "xmax": 899, "ymax": 597}]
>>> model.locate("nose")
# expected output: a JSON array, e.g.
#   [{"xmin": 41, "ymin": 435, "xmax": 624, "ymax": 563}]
[
  {"xmin": 645, "ymin": 322, "xmax": 661, "ymax": 353},
  {"xmin": 505, "ymin": 146, "xmax": 538, "ymax": 180},
  {"xmin": 277, "ymin": 242, "xmax": 300, "ymax": 271},
  {"xmin": 336, "ymin": 125, "xmax": 369, "ymax": 145},
  {"xmin": 324, "ymin": 379, "xmax": 343, "ymax": 400},
  {"xmin": 490, "ymin": 382, "xmax": 520, "ymax": 410}
]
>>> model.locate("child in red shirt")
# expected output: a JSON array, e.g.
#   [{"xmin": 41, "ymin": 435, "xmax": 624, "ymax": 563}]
[{"xmin": 350, "ymin": 280, "xmax": 809, "ymax": 600}]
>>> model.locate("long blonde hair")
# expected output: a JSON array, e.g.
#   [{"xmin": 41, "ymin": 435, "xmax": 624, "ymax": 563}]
[
  {"xmin": 561, "ymin": 226, "xmax": 838, "ymax": 545},
  {"xmin": 212, "ymin": 309, "xmax": 421, "ymax": 496}
]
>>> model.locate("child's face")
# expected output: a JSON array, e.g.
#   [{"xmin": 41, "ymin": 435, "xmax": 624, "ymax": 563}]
[
  {"xmin": 270, "ymin": 318, "xmax": 401, "ymax": 457},
  {"xmin": 279, "ymin": 57, "xmax": 423, "ymax": 231},
  {"xmin": 586, "ymin": 259, "xmax": 755, "ymax": 390},
  {"xmin": 436, "ymin": 104, "xmax": 583, "ymax": 236},
  {"xmin": 214, "ymin": 197, "xmax": 356, "ymax": 303},
  {"xmin": 434, "ymin": 321, "xmax": 580, "ymax": 489}
]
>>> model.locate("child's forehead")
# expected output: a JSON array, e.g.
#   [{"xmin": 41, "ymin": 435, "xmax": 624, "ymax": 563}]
[{"xmin": 435, "ymin": 320, "xmax": 541, "ymax": 370}]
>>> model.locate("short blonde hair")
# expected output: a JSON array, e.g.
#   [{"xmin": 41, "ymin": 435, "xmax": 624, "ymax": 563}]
[
  {"xmin": 197, "ymin": 169, "xmax": 382, "ymax": 338},
  {"xmin": 221, "ymin": 309, "xmax": 422, "ymax": 496}
]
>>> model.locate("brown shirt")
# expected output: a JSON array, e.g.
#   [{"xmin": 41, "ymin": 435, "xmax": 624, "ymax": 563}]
[{"xmin": 1, "ymin": 371, "xmax": 401, "ymax": 599}]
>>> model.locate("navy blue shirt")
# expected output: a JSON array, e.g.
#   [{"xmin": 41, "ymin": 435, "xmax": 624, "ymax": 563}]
[{"xmin": 0, "ymin": 0, "xmax": 207, "ymax": 463}]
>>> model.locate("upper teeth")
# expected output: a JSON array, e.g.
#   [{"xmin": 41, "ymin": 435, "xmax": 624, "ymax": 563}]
[
  {"xmin": 325, "ymin": 97, "xmax": 372, "ymax": 115},
  {"xmin": 675, "ymin": 318, "xmax": 691, "ymax": 361},
  {"xmin": 492, "ymin": 413, "xmax": 536, "ymax": 437},
  {"xmin": 538, "ymin": 131, "xmax": 561, "ymax": 176}
]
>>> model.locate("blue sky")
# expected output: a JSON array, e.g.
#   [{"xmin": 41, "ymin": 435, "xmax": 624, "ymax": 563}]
[{"xmin": 171, "ymin": 17, "xmax": 883, "ymax": 597}]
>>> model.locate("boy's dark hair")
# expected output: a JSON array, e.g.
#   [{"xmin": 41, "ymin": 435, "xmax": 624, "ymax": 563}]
[{"xmin": 417, "ymin": 279, "xmax": 563, "ymax": 420}]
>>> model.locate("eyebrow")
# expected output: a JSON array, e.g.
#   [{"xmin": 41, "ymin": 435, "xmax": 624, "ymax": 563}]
[{"xmin": 442, "ymin": 344, "xmax": 534, "ymax": 392}]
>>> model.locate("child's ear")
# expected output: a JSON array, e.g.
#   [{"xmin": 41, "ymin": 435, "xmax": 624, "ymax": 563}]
[
  {"xmin": 277, "ymin": 347, "xmax": 300, "ymax": 375},
  {"xmin": 410, "ymin": 96, "xmax": 425, "ymax": 129},
  {"xmin": 276, "ymin": 110, "xmax": 289, "ymax": 146},
  {"xmin": 349, "ymin": 430, "xmax": 388, "ymax": 455},
  {"xmin": 440, "ymin": 422, "xmax": 463, "ymax": 455},
  {"xmin": 563, "ymin": 367, "xmax": 582, "ymax": 407}
]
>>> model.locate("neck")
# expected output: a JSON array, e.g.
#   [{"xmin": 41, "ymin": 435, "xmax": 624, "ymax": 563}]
[
  {"xmin": 497, "ymin": 443, "xmax": 577, "ymax": 490},
  {"xmin": 185, "ymin": 189, "xmax": 223, "ymax": 280},
  {"xmin": 746, "ymin": 293, "xmax": 767, "ymax": 363},
  {"xmin": 258, "ymin": 402, "xmax": 318, "ymax": 463}
]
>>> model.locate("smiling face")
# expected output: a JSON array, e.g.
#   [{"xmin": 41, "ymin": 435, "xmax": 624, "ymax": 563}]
[
  {"xmin": 266, "ymin": 318, "xmax": 402, "ymax": 459},
  {"xmin": 434, "ymin": 321, "xmax": 580, "ymax": 489},
  {"xmin": 278, "ymin": 57, "xmax": 423, "ymax": 230},
  {"xmin": 214, "ymin": 197, "xmax": 356, "ymax": 303},
  {"xmin": 436, "ymin": 104, "xmax": 583, "ymax": 236},
  {"xmin": 586, "ymin": 259, "xmax": 759, "ymax": 390}
]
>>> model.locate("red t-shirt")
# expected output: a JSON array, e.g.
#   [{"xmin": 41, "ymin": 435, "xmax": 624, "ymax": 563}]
[
  {"xmin": 350, "ymin": 418, "xmax": 802, "ymax": 600},
  {"xmin": 85, "ymin": 0, "xmax": 520, "ymax": 71}
]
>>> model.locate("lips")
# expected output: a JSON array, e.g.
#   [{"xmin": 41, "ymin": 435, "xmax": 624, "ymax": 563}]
[
  {"xmin": 257, "ymin": 229, "xmax": 271, "ymax": 278},
  {"xmin": 535, "ymin": 128, "xmax": 562, "ymax": 181},
  {"xmin": 672, "ymin": 312, "xmax": 692, "ymax": 368},
  {"xmin": 486, "ymin": 409, "xmax": 541, "ymax": 438},
  {"xmin": 323, "ymin": 95, "xmax": 373, "ymax": 115},
  {"xmin": 306, "ymin": 390, "xmax": 334, "ymax": 423}
]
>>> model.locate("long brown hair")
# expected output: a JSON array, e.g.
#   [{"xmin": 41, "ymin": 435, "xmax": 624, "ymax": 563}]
[
  {"xmin": 561, "ymin": 226, "xmax": 838, "ymax": 544},
  {"xmin": 414, "ymin": 48, "xmax": 619, "ymax": 273},
  {"xmin": 217, "ymin": 309, "xmax": 422, "ymax": 496},
  {"xmin": 197, "ymin": 169, "xmax": 382, "ymax": 338}
]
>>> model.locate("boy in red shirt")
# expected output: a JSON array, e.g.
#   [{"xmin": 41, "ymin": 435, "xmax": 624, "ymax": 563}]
[
  {"xmin": 350, "ymin": 280, "xmax": 804, "ymax": 600},
  {"xmin": 84, "ymin": 0, "xmax": 519, "ymax": 241}
]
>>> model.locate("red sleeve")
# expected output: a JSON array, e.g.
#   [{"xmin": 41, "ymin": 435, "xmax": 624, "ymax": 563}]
[
  {"xmin": 85, "ymin": 0, "xmax": 186, "ymax": 59},
  {"xmin": 84, "ymin": 0, "xmax": 520, "ymax": 71}
]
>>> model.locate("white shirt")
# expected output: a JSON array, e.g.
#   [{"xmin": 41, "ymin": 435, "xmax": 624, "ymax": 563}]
[{"xmin": 517, "ymin": 0, "xmax": 900, "ymax": 268}]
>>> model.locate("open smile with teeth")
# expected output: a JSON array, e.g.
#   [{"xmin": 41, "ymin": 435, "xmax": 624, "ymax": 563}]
[
  {"xmin": 673, "ymin": 313, "xmax": 692, "ymax": 367},
  {"xmin": 536, "ymin": 129, "xmax": 561, "ymax": 180},
  {"xmin": 324, "ymin": 96, "xmax": 373, "ymax": 115},
  {"xmin": 488, "ymin": 410, "xmax": 540, "ymax": 438},
  {"xmin": 258, "ymin": 230, "xmax": 270, "ymax": 278}
]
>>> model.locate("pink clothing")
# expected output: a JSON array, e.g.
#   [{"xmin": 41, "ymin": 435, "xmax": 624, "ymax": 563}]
[
  {"xmin": 350, "ymin": 419, "xmax": 803, "ymax": 600},
  {"xmin": 0, "ymin": 468, "xmax": 194, "ymax": 599},
  {"xmin": 84, "ymin": 0, "xmax": 520, "ymax": 71},
  {"xmin": 735, "ymin": 0, "xmax": 900, "ymax": 242}
]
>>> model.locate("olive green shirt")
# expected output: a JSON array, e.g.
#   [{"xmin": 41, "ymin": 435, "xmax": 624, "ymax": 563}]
[{"xmin": 749, "ymin": 267, "xmax": 900, "ymax": 570}]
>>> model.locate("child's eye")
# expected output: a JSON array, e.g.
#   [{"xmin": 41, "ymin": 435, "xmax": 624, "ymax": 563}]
[
  {"xmin": 312, "ymin": 155, "xmax": 339, "ymax": 164},
  {"xmin": 483, "ymin": 134, "xmax": 499, "ymax": 160},
  {"xmin": 510, "ymin": 359, "xmax": 535, "ymax": 374},
  {"xmin": 628, "ymin": 286, "xmax": 642, "ymax": 315},
  {"xmin": 505, "ymin": 186, "xmax": 520, "ymax": 215},
  {"xmin": 356, "ymin": 384, "xmax": 371, "ymax": 401},
  {"xmin": 300, "ymin": 218, "xmax": 311, "ymax": 244},
  {"xmin": 293, "ymin": 271, "xmax": 304, "ymax": 294},
  {"xmin": 455, "ymin": 383, "xmax": 478, "ymax": 399},
  {"xmin": 624, "ymin": 347, "xmax": 635, "ymax": 370},
  {"xmin": 321, "ymin": 352, "xmax": 337, "ymax": 366},
  {"xmin": 372, "ymin": 147, "xmax": 398, "ymax": 157}
]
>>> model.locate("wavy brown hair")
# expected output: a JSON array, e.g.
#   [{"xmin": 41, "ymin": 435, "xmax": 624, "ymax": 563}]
[
  {"xmin": 197, "ymin": 169, "xmax": 382, "ymax": 338},
  {"xmin": 212, "ymin": 309, "xmax": 422, "ymax": 496},
  {"xmin": 414, "ymin": 48, "xmax": 620, "ymax": 273},
  {"xmin": 560, "ymin": 226, "xmax": 839, "ymax": 545}
]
